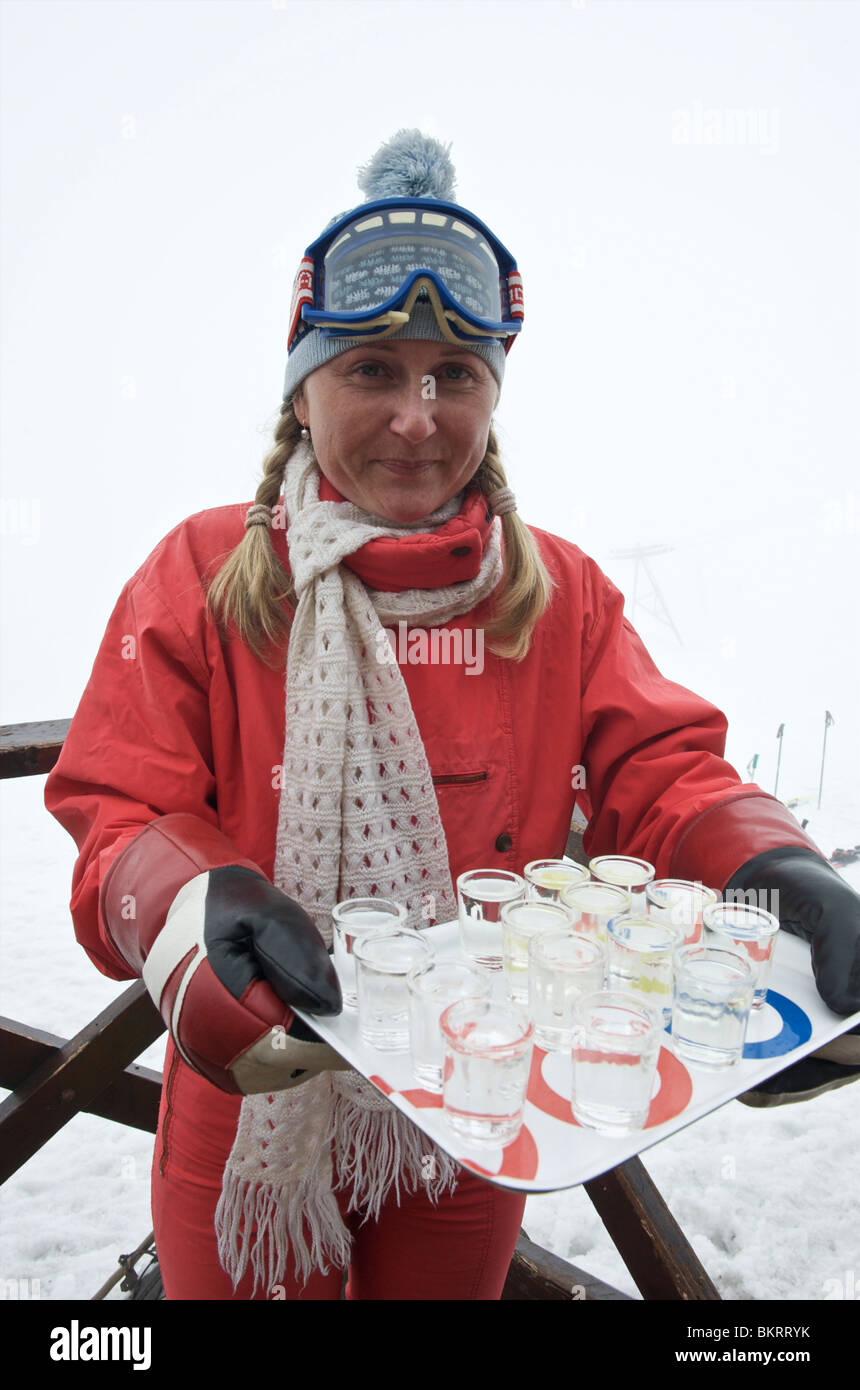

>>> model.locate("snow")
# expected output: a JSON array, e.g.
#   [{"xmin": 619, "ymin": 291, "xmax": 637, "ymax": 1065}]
[
  {"xmin": 0, "ymin": 778, "xmax": 167, "ymax": 1302},
  {"xmin": 524, "ymin": 1085, "xmax": 860, "ymax": 1302}
]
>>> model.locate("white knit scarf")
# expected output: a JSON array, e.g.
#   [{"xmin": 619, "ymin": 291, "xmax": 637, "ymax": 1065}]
[{"xmin": 214, "ymin": 439, "xmax": 504, "ymax": 1293}]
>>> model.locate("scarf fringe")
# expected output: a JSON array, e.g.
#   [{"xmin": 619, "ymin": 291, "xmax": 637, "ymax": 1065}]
[
  {"xmin": 215, "ymin": 1164, "xmax": 352, "ymax": 1295},
  {"xmin": 329, "ymin": 1089, "xmax": 459, "ymax": 1223},
  {"xmin": 214, "ymin": 1097, "xmax": 460, "ymax": 1292}
]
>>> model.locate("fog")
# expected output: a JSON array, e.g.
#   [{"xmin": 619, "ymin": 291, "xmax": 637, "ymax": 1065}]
[{"xmin": 1, "ymin": 0, "xmax": 857, "ymax": 791}]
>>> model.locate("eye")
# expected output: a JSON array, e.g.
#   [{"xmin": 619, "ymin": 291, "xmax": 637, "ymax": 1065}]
[
  {"xmin": 440, "ymin": 363, "xmax": 472, "ymax": 380},
  {"xmin": 354, "ymin": 361, "xmax": 388, "ymax": 378}
]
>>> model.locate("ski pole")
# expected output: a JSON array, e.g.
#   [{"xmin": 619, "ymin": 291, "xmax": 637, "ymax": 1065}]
[
  {"xmin": 774, "ymin": 724, "xmax": 784, "ymax": 798},
  {"xmin": 818, "ymin": 711, "xmax": 834, "ymax": 810}
]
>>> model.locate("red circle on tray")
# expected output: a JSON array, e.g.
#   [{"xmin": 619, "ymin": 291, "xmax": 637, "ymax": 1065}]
[
  {"xmin": 461, "ymin": 1123, "xmax": 540, "ymax": 1182},
  {"xmin": 399, "ymin": 1086, "xmax": 444, "ymax": 1109},
  {"xmin": 372, "ymin": 1076, "xmax": 539, "ymax": 1180},
  {"xmin": 527, "ymin": 1044, "xmax": 692, "ymax": 1129}
]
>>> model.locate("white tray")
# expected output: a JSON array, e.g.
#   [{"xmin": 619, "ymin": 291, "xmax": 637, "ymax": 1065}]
[{"xmin": 294, "ymin": 921, "xmax": 860, "ymax": 1193}]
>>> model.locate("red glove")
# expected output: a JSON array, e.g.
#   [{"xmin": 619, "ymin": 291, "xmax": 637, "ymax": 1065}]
[{"xmin": 101, "ymin": 813, "xmax": 345, "ymax": 1094}]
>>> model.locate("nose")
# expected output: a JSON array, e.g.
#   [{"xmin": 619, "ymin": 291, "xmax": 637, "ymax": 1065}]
[{"xmin": 387, "ymin": 382, "xmax": 438, "ymax": 445}]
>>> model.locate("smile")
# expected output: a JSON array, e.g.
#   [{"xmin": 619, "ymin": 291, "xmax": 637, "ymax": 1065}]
[{"xmin": 374, "ymin": 459, "xmax": 441, "ymax": 474}]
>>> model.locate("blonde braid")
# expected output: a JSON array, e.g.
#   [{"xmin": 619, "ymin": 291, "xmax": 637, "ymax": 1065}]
[
  {"xmin": 204, "ymin": 402, "xmax": 299, "ymax": 667},
  {"xmin": 474, "ymin": 429, "xmax": 555, "ymax": 660}
]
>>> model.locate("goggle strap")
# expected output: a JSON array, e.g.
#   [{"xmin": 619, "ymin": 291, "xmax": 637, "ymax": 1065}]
[
  {"xmin": 314, "ymin": 310, "xmax": 411, "ymax": 337},
  {"xmin": 441, "ymin": 310, "xmax": 509, "ymax": 341},
  {"xmin": 507, "ymin": 271, "xmax": 525, "ymax": 321},
  {"xmin": 287, "ymin": 257, "xmax": 315, "ymax": 352},
  {"xmin": 402, "ymin": 280, "xmax": 509, "ymax": 345}
]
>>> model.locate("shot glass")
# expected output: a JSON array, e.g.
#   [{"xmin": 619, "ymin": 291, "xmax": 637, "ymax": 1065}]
[
  {"xmin": 407, "ymin": 958, "xmax": 494, "ymax": 1092},
  {"xmin": 527, "ymin": 930, "xmax": 607, "ymax": 1051},
  {"xmin": 561, "ymin": 880, "xmax": 632, "ymax": 944},
  {"xmin": 523, "ymin": 859, "xmax": 590, "ymax": 904},
  {"xmin": 332, "ymin": 897, "xmax": 407, "ymax": 1008},
  {"xmin": 703, "ymin": 902, "xmax": 781, "ymax": 1010},
  {"xmin": 457, "ymin": 869, "xmax": 526, "ymax": 970},
  {"xmin": 589, "ymin": 855, "xmax": 655, "ymax": 911},
  {"xmin": 672, "ymin": 945, "xmax": 756, "ymax": 1069},
  {"xmin": 645, "ymin": 879, "xmax": 719, "ymax": 947},
  {"xmin": 440, "ymin": 998, "xmax": 534, "ymax": 1148},
  {"xmin": 353, "ymin": 929, "xmax": 435, "ymax": 1050},
  {"xmin": 500, "ymin": 898, "xmax": 574, "ymax": 1004},
  {"xmin": 571, "ymin": 990, "xmax": 662, "ymax": 1133},
  {"xmin": 606, "ymin": 915, "xmax": 681, "ymax": 1026}
]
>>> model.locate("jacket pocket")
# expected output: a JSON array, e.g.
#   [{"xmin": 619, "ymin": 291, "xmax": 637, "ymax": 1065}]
[{"xmin": 432, "ymin": 771, "xmax": 488, "ymax": 787}]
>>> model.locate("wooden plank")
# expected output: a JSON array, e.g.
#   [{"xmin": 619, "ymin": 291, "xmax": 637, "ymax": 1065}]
[
  {"xmin": 0, "ymin": 1016, "xmax": 66, "ymax": 1067},
  {"xmin": 0, "ymin": 1018, "xmax": 162, "ymax": 1135},
  {"xmin": 502, "ymin": 1230, "xmax": 632, "ymax": 1301},
  {"xmin": 0, "ymin": 983, "xmax": 165, "ymax": 1185},
  {"xmin": 0, "ymin": 718, "xmax": 71, "ymax": 778},
  {"xmin": 584, "ymin": 1156, "xmax": 721, "ymax": 1300}
]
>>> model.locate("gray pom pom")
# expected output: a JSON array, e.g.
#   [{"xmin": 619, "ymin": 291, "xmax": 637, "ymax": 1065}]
[{"xmin": 357, "ymin": 129, "xmax": 456, "ymax": 202}]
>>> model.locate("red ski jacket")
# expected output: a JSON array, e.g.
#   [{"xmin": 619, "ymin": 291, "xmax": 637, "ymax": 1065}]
[{"xmin": 44, "ymin": 498, "xmax": 819, "ymax": 985}]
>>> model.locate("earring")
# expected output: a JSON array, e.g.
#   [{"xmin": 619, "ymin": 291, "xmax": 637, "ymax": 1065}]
[{"xmin": 300, "ymin": 424, "xmax": 310, "ymax": 440}]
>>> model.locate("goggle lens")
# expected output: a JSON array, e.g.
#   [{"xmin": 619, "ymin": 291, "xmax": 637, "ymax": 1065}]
[{"xmin": 322, "ymin": 208, "xmax": 502, "ymax": 322}]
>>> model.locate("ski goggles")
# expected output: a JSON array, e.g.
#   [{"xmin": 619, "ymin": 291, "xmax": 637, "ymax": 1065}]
[{"xmin": 286, "ymin": 196, "xmax": 524, "ymax": 356}]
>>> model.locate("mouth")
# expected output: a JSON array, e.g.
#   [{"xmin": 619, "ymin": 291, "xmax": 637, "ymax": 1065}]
[{"xmin": 374, "ymin": 458, "xmax": 440, "ymax": 475}]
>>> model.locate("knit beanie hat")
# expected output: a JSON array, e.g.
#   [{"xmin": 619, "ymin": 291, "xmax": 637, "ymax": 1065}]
[{"xmin": 282, "ymin": 130, "xmax": 508, "ymax": 403}]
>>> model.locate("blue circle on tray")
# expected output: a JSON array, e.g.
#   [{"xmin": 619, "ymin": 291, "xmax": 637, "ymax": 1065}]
[{"xmin": 743, "ymin": 990, "xmax": 812, "ymax": 1058}]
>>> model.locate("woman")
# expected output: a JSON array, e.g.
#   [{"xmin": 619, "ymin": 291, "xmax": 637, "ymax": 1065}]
[{"xmin": 45, "ymin": 131, "xmax": 860, "ymax": 1300}]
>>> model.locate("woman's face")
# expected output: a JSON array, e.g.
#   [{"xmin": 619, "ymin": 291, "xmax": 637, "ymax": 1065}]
[{"xmin": 293, "ymin": 339, "xmax": 498, "ymax": 523}]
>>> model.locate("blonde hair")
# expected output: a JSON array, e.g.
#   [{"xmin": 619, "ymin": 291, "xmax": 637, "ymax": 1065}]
[{"xmin": 205, "ymin": 399, "xmax": 554, "ymax": 667}]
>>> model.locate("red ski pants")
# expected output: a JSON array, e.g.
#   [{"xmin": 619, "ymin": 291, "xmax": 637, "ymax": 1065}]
[{"xmin": 151, "ymin": 1044, "xmax": 526, "ymax": 1300}]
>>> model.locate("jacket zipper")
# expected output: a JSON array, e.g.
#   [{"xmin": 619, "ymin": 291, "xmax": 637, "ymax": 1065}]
[{"xmin": 432, "ymin": 771, "xmax": 488, "ymax": 786}]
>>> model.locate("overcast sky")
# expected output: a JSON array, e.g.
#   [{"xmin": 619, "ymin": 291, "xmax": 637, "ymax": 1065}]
[{"xmin": 1, "ymin": 0, "xmax": 858, "ymax": 797}]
